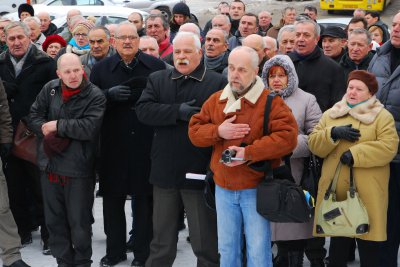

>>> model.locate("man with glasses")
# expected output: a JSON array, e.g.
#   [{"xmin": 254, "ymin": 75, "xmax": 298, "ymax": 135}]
[{"xmin": 90, "ymin": 22, "xmax": 166, "ymax": 267}]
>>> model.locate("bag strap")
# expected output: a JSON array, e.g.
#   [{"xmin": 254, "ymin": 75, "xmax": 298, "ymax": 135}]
[
  {"xmin": 324, "ymin": 163, "xmax": 357, "ymax": 200},
  {"xmin": 261, "ymin": 92, "xmax": 276, "ymax": 180}
]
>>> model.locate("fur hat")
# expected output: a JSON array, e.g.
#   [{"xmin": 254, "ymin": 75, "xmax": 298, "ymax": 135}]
[
  {"xmin": 42, "ymin": 35, "xmax": 67, "ymax": 52},
  {"xmin": 18, "ymin": 3, "xmax": 34, "ymax": 18},
  {"xmin": 348, "ymin": 70, "xmax": 378, "ymax": 95},
  {"xmin": 172, "ymin": 2, "xmax": 190, "ymax": 17}
]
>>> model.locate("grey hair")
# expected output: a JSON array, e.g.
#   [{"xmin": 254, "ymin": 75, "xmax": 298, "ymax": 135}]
[
  {"xmin": 172, "ymin": 31, "xmax": 201, "ymax": 51},
  {"xmin": 349, "ymin": 28, "xmax": 372, "ymax": 45},
  {"xmin": 231, "ymin": 46, "xmax": 259, "ymax": 69},
  {"xmin": 115, "ymin": 21, "xmax": 138, "ymax": 37},
  {"xmin": 207, "ymin": 28, "xmax": 229, "ymax": 43},
  {"xmin": 295, "ymin": 19, "xmax": 321, "ymax": 37},
  {"xmin": 145, "ymin": 14, "xmax": 169, "ymax": 30},
  {"xmin": 277, "ymin": 25, "xmax": 295, "ymax": 43},
  {"xmin": 4, "ymin": 21, "xmax": 31, "ymax": 37},
  {"xmin": 179, "ymin": 22, "xmax": 201, "ymax": 38},
  {"xmin": 89, "ymin": 26, "xmax": 111, "ymax": 40},
  {"xmin": 37, "ymin": 11, "xmax": 51, "ymax": 19},
  {"xmin": 264, "ymin": 36, "xmax": 277, "ymax": 51},
  {"xmin": 23, "ymin": 16, "xmax": 41, "ymax": 26},
  {"xmin": 212, "ymin": 14, "xmax": 231, "ymax": 25}
]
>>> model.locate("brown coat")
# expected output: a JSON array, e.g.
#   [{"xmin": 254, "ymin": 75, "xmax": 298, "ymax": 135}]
[{"xmin": 189, "ymin": 76, "xmax": 298, "ymax": 190}]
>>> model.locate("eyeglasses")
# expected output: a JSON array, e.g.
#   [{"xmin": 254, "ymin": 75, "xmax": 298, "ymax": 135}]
[
  {"xmin": 74, "ymin": 33, "xmax": 88, "ymax": 37},
  {"xmin": 116, "ymin": 35, "xmax": 138, "ymax": 41}
]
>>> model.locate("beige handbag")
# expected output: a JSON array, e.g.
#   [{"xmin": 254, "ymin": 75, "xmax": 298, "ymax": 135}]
[{"xmin": 315, "ymin": 162, "xmax": 369, "ymax": 237}]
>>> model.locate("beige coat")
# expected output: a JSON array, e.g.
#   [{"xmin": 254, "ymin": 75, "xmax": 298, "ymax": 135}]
[{"xmin": 309, "ymin": 96, "xmax": 399, "ymax": 241}]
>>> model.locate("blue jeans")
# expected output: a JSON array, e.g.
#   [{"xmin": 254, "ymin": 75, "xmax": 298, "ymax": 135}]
[{"xmin": 215, "ymin": 185, "xmax": 272, "ymax": 267}]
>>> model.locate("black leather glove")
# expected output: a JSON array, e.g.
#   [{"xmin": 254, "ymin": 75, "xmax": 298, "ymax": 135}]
[
  {"xmin": 0, "ymin": 143, "xmax": 12, "ymax": 159},
  {"xmin": 107, "ymin": 85, "xmax": 131, "ymax": 102},
  {"xmin": 178, "ymin": 99, "xmax": 201, "ymax": 122},
  {"xmin": 331, "ymin": 124, "xmax": 361, "ymax": 142},
  {"xmin": 340, "ymin": 150, "xmax": 354, "ymax": 166}
]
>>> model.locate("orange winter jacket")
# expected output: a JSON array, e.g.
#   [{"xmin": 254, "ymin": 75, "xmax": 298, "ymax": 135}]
[{"xmin": 189, "ymin": 78, "xmax": 298, "ymax": 190}]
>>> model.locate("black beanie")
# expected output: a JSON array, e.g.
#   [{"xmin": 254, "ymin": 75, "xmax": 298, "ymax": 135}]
[
  {"xmin": 18, "ymin": 3, "xmax": 34, "ymax": 18},
  {"xmin": 172, "ymin": 2, "xmax": 190, "ymax": 17}
]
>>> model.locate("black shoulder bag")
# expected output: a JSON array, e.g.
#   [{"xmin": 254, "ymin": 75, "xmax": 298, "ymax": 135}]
[{"xmin": 254, "ymin": 93, "xmax": 312, "ymax": 223}]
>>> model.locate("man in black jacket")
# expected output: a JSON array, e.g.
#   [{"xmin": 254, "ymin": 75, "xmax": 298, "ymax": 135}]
[
  {"xmin": 340, "ymin": 28, "xmax": 373, "ymax": 81},
  {"xmin": 0, "ymin": 21, "xmax": 57, "ymax": 253},
  {"xmin": 90, "ymin": 22, "xmax": 166, "ymax": 267},
  {"xmin": 136, "ymin": 31, "xmax": 227, "ymax": 267},
  {"xmin": 29, "ymin": 53, "xmax": 106, "ymax": 267}
]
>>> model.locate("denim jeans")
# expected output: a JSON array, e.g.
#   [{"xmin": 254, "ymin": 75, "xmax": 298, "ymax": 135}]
[{"xmin": 215, "ymin": 185, "xmax": 272, "ymax": 267}]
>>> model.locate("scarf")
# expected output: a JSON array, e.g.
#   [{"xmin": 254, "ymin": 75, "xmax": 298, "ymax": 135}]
[
  {"xmin": 68, "ymin": 38, "xmax": 90, "ymax": 50},
  {"xmin": 61, "ymin": 75, "xmax": 88, "ymax": 102},
  {"xmin": 10, "ymin": 44, "xmax": 32, "ymax": 77},
  {"xmin": 204, "ymin": 52, "xmax": 226, "ymax": 70}
]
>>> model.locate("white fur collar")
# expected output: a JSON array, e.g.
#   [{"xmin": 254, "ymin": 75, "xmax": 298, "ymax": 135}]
[
  {"xmin": 219, "ymin": 76, "xmax": 265, "ymax": 114},
  {"xmin": 329, "ymin": 95, "xmax": 384, "ymax": 125}
]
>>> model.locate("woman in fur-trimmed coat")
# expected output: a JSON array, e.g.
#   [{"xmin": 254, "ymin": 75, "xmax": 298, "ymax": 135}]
[
  {"xmin": 262, "ymin": 55, "xmax": 322, "ymax": 266},
  {"xmin": 309, "ymin": 70, "xmax": 399, "ymax": 267}
]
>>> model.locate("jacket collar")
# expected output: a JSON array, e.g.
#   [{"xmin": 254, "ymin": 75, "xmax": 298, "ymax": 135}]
[
  {"xmin": 171, "ymin": 63, "xmax": 206, "ymax": 81},
  {"xmin": 0, "ymin": 44, "xmax": 51, "ymax": 64},
  {"xmin": 219, "ymin": 76, "xmax": 265, "ymax": 114},
  {"xmin": 340, "ymin": 51, "xmax": 374, "ymax": 69},
  {"xmin": 329, "ymin": 95, "xmax": 384, "ymax": 124},
  {"xmin": 289, "ymin": 46, "xmax": 322, "ymax": 62}
]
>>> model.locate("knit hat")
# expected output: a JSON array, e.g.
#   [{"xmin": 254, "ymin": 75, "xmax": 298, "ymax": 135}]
[
  {"xmin": 72, "ymin": 20, "xmax": 95, "ymax": 34},
  {"xmin": 348, "ymin": 70, "xmax": 378, "ymax": 95},
  {"xmin": 42, "ymin": 35, "xmax": 67, "ymax": 52},
  {"xmin": 18, "ymin": 3, "xmax": 34, "ymax": 18},
  {"xmin": 172, "ymin": 2, "xmax": 190, "ymax": 17}
]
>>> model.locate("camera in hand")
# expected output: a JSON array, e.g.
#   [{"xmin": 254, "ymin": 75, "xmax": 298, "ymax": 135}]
[{"xmin": 220, "ymin": 149, "xmax": 244, "ymax": 164}]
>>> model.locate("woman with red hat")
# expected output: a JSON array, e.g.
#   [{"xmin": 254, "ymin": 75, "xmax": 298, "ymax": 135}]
[
  {"xmin": 309, "ymin": 70, "xmax": 399, "ymax": 266},
  {"xmin": 42, "ymin": 35, "xmax": 67, "ymax": 58}
]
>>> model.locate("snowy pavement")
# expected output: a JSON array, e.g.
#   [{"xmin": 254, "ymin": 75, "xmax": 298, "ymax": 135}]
[{"xmin": 1, "ymin": 195, "xmax": 369, "ymax": 267}]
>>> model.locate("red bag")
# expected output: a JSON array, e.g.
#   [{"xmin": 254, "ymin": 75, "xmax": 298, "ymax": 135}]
[{"xmin": 11, "ymin": 120, "xmax": 37, "ymax": 165}]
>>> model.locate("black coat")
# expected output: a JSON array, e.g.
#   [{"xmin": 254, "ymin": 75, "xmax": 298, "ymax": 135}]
[
  {"xmin": 289, "ymin": 47, "xmax": 346, "ymax": 112},
  {"xmin": 29, "ymin": 79, "xmax": 106, "ymax": 177},
  {"xmin": 90, "ymin": 51, "xmax": 166, "ymax": 196},
  {"xmin": 42, "ymin": 23, "xmax": 58, "ymax": 37},
  {"xmin": 339, "ymin": 51, "xmax": 374, "ymax": 81},
  {"xmin": 0, "ymin": 45, "xmax": 57, "ymax": 129},
  {"xmin": 136, "ymin": 64, "xmax": 228, "ymax": 190}
]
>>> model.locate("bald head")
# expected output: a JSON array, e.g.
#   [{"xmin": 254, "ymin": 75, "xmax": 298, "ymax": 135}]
[
  {"xmin": 242, "ymin": 34, "xmax": 265, "ymax": 64},
  {"xmin": 263, "ymin": 36, "xmax": 278, "ymax": 59},
  {"xmin": 37, "ymin": 11, "xmax": 51, "ymax": 32},
  {"xmin": 57, "ymin": 53, "xmax": 84, "ymax": 89}
]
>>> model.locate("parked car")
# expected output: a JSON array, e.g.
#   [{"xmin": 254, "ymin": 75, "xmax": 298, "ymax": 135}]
[
  {"xmin": 317, "ymin": 17, "xmax": 352, "ymax": 30},
  {"xmin": 0, "ymin": 0, "xmax": 39, "ymax": 15},
  {"xmin": 122, "ymin": 0, "xmax": 184, "ymax": 19},
  {"xmin": 4, "ymin": 5, "xmax": 147, "ymax": 22}
]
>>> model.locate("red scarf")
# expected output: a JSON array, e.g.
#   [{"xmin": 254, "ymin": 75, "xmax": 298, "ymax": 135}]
[{"xmin": 61, "ymin": 74, "xmax": 88, "ymax": 102}]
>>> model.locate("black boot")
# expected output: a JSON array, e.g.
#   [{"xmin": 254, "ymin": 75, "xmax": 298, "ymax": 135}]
[
  {"xmin": 310, "ymin": 259, "xmax": 325, "ymax": 267},
  {"xmin": 288, "ymin": 250, "xmax": 304, "ymax": 267},
  {"xmin": 273, "ymin": 254, "xmax": 289, "ymax": 267}
]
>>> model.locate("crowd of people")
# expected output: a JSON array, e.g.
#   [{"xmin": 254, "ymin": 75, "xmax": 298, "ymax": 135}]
[{"xmin": 0, "ymin": 0, "xmax": 399, "ymax": 267}]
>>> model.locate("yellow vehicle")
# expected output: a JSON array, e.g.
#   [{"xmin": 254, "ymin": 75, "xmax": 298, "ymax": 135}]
[{"xmin": 320, "ymin": 0, "xmax": 391, "ymax": 13}]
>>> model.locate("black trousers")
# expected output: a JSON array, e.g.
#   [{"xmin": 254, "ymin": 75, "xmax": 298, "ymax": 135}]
[
  {"xmin": 379, "ymin": 162, "xmax": 400, "ymax": 267},
  {"xmin": 146, "ymin": 186, "xmax": 219, "ymax": 267},
  {"xmin": 103, "ymin": 194, "xmax": 153, "ymax": 262},
  {"xmin": 305, "ymin": 237, "xmax": 327, "ymax": 261},
  {"xmin": 4, "ymin": 155, "xmax": 48, "ymax": 241},
  {"xmin": 276, "ymin": 239, "xmax": 307, "ymax": 254},
  {"xmin": 41, "ymin": 173, "xmax": 94, "ymax": 267},
  {"xmin": 328, "ymin": 237, "xmax": 380, "ymax": 267}
]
